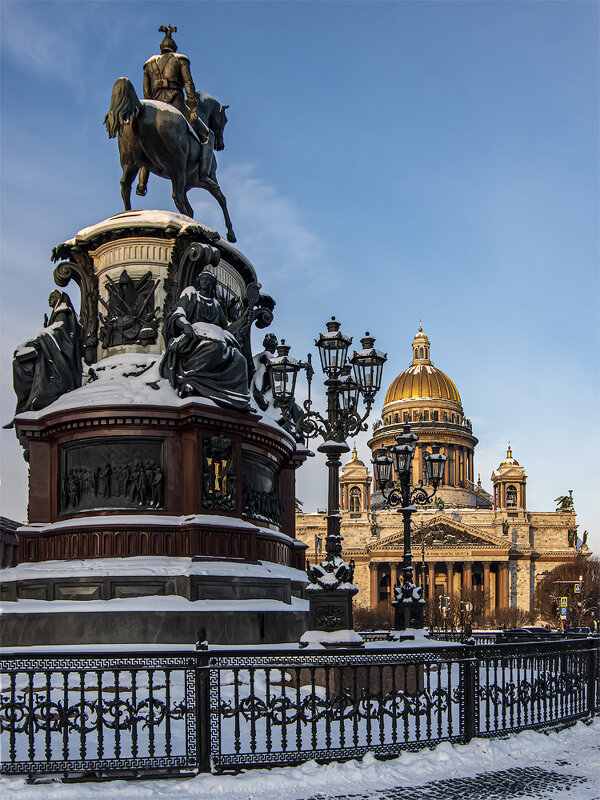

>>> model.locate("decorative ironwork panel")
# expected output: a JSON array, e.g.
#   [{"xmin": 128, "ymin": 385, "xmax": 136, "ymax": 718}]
[
  {"xmin": 0, "ymin": 653, "xmax": 197, "ymax": 776},
  {"xmin": 59, "ymin": 437, "xmax": 166, "ymax": 513},
  {"xmin": 208, "ymin": 648, "xmax": 464, "ymax": 767},
  {"xmin": 474, "ymin": 642, "xmax": 591, "ymax": 737},
  {"xmin": 242, "ymin": 451, "xmax": 282, "ymax": 526}
]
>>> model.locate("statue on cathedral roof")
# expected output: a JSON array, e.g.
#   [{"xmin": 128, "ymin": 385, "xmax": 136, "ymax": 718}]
[{"xmin": 555, "ymin": 490, "xmax": 575, "ymax": 513}]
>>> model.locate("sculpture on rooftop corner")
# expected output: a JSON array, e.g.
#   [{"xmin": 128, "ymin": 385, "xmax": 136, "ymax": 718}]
[
  {"xmin": 104, "ymin": 25, "xmax": 237, "ymax": 243},
  {"xmin": 160, "ymin": 269, "xmax": 250, "ymax": 410},
  {"xmin": 555, "ymin": 490, "xmax": 575, "ymax": 513},
  {"xmin": 6, "ymin": 291, "xmax": 83, "ymax": 424}
]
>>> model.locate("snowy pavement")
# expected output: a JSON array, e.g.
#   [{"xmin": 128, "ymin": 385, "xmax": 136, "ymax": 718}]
[{"xmin": 1, "ymin": 717, "xmax": 598, "ymax": 800}]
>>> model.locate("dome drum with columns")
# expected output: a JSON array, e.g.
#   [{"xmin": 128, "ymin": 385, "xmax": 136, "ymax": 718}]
[
  {"xmin": 369, "ymin": 326, "xmax": 490, "ymax": 509},
  {"xmin": 296, "ymin": 326, "xmax": 590, "ymax": 625}
]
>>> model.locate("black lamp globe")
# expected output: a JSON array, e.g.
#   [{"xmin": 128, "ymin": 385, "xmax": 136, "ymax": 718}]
[
  {"xmin": 315, "ymin": 317, "xmax": 352, "ymax": 378},
  {"xmin": 390, "ymin": 445, "xmax": 414, "ymax": 485},
  {"xmin": 372, "ymin": 447, "xmax": 393, "ymax": 490},
  {"xmin": 268, "ymin": 340, "xmax": 301, "ymax": 404},
  {"xmin": 425, "ymin": 444, "xmax": 447, "ymax": 488},
  {"xmin": 338, "ymin": 365, "xmax": 360, "ymax": 412},
  {"xmin": 350, "ymin": 333, "xmax": 387, "ymax": 402}
]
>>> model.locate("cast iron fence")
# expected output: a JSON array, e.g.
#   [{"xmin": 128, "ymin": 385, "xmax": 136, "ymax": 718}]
[{"xmin": 1, "ymin": 638, "xmax": 598, "ymax": 779}]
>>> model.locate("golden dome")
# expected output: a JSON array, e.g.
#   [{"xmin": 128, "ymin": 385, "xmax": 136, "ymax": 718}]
[{"xmin": 384, "ymin": 327, "xmax": 461, "ymax": 405}]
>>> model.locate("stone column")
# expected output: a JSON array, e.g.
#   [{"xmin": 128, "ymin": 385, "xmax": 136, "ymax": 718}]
[
  {"xmin": 428, "ymin": 562, "xmax": 436, "ymax": 601},
  {"xmin": 390, "ymin": 562, "xmax": 398, "ymax": 594},
  {"xmin": 369, "ymin": 563, "xmax": 379, "ymax": 609},
  {"xmin": 483, "ymin": 562, "xmax": 491, "ymax": 617},
  {"xmin": 498, "ymin": 562, "xmax": 509, "ymax": 611},
  {"xmin": 446, "ymin": 445, "xmax": 453, "ymax": 486},
  {"xmin": 463, "ymin": 561, "xmax": 473, "ymax": 593},
  {"xmin": 446, "ymin": 561, "xmax": 454, "ymax": 597}
]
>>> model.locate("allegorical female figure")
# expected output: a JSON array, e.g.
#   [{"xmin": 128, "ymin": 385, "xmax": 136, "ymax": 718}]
[
  {"xmin": 9, "ymin": 290, "xmax": 83, "ymax": 420},
  {"xmin": 160, "ymin": 270, "xmax": 250, "ymax": 410}
]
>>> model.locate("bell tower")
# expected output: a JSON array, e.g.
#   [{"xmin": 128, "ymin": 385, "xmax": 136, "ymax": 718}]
[
  {"xmin": 491, "ymin": 443, "xmax": 527, "ymax": 511},
  {"xmin": 339, "ymin": 445, "xmax": 371, "ymax": 513}
]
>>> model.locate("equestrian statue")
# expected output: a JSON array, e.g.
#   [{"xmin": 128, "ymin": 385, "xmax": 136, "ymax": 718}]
[{"xmin": 105, "ymin": 26, "xmax": 237, "ymax": 242}]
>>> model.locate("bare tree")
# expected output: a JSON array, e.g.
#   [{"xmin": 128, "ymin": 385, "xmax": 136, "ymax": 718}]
[
  {"xmin": 354, "ymin": 602, "xmax": 393, "ymax": 631},
  {"xmin": 534, "ymin": 556, "xmax": 599, "ymax": 628}
]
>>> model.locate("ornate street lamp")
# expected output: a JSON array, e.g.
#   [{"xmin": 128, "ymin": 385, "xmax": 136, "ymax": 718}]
[
  {"xmin": 372, "ymin": 424, "xmax": 446, "ymax": 630},
  {"xmin": 268, "ymin": 317, "xmax": 387, "ymax": 647}
]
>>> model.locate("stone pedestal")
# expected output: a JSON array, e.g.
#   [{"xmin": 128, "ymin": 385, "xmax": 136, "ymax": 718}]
[
  {"xmin": 300, "ymin": 588, "xmax": 364, "ymax": 648},
  {"xmin": 392, "ymin": 584, "xmax": 426, "ymax": 630},
  {"xmin": 3, "ymin": 211, "xmax": 310, "ymax": 646}
]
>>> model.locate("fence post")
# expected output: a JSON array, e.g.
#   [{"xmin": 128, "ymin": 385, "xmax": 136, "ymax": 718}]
[
  {"xmin": 462, "ymin": 652, "xmax": 477, "ymax": 744},
  {"xmin": 195, "ymin": 652, "xmax": 211, "ymax": 772},
  {"xmin": 587, "ymin": 642, "xmax": 598, "ymax": 716}
]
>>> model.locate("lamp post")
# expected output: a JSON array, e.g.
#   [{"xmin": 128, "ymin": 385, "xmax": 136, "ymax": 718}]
[
  {"xmin": 372, "ymin": 424, "xmax": 446, "ymax": 630},
  {"xmin": 268, "ymin": 318, "xmax": 386, "ymax": 646}
]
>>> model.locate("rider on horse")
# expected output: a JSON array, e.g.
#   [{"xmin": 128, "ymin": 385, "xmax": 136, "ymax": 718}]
[{"xmin": 136, "ymin": 26, "xmax": 211, "ymax": 197}]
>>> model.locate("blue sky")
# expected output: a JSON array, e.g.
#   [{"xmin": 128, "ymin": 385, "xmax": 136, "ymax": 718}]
[{"xmin": 1, "ymin": 1, "xmax": 598, "ymax": 550}]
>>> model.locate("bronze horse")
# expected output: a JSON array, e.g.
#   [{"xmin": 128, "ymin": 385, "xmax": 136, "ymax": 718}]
[{"xmin": 105, "ymin": 77, "xmax": 236, "ymax": 242}]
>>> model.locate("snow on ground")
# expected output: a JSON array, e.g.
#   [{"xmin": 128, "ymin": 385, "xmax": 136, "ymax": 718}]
[{"xmin": 1, "ymin": 718, "xmax": 598, "ymax": 800}]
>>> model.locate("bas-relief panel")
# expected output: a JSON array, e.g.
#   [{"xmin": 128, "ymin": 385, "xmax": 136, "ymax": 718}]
[{"xmin": 59, "ymin": 437, "xmax": 165, "ymax": 513}]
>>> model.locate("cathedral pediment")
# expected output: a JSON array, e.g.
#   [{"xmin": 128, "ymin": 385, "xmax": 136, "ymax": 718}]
[
  {"xmin": 341, "ymin": 467, "xmax": 368, "ymax": 480},
  {"xmin": 371, "ymin": 514, "xmax": 509, "ymax": 551}
]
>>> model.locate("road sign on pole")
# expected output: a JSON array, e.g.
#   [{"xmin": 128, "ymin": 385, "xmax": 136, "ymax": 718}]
[
  {"xmin": 560, "ymin": 597, "xmax": 568, "ymax": 608},
  {"xmin": 560, "ymin": 607, "xmax": 567, "ymax": 617},
  {"xmin": 574, "ymin": 583, "xmax": 581, "ymax": 593}
]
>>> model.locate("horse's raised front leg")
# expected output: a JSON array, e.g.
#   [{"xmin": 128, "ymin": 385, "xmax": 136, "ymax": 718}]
[
  {"xmin": 205, "ymin": 181, "xmax": 237, "ymax": 243},
  {"xmin": 120, "ymin": 166, "xmax": 138, "ymax": 211}
]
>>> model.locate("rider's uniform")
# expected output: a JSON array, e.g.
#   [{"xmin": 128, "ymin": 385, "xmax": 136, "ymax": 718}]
[{"xmin": 143, "ymin": 52, "xmax": 208, "ymax": 141}]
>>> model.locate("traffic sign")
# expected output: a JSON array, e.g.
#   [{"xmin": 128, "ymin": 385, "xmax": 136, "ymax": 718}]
[
  {"xmin": 574, "ymin": 583, "xmax": 581, "ymax": 594},
  {"xmin": 560, "ymin": 608, "xmax": 567, "ymax": 617},
  {"xmin": 560, "ymin": 597, "xmax": 568, "ymax": 607}
]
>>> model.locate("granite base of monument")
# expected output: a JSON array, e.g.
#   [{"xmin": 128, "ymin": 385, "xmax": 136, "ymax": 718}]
[{"xmin": 0, "ymin": 556, "xmax": 308, "ymax": 646}]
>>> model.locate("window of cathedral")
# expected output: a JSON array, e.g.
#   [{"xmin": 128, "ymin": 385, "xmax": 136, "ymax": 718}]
[
  {"xmin": 403, "ymin": 412, "xmax": 410, "ymax": 422},
  {"xmin": 443, "ymin": 411, "xmax": 448, "ymax": 421},
  {"xmin": 379, "ymin": 574, "xmax": 391, "ymax": 602},
  {"xmin": 419, "ymin": 347, "xmax": 424, "ymax": 358},
  {"xmin": 349, "ymin": 487, "xmax": 361, "ymax": 513},
  {"xmin": 506, "ymin": 485, "xmax": 518, "ymax": 507},
  {"xmin": 423, "ymin": 410, "xmax": 429, "ymax": 421},
  {"xmin": 394, "ymin": 413, "xmax": 399, "ymax": 423},
  {"xmin": 433, "ymin": 410, "xmax": 439, "ymax": 421}
]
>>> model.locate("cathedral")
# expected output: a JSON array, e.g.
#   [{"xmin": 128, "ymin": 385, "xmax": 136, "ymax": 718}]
[{"xmin": 296, "ymin": 326, "xmax": 589, "ymax": 624}]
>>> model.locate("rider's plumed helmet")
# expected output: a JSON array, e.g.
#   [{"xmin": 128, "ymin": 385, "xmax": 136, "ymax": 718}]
[{"xmin": 159, "ymin": 26, "xmax": 178, "ymax": 53}]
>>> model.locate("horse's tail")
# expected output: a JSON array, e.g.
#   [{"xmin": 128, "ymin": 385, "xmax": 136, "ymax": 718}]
[{"xmin": 104, "ymin": 77, "xmax": 142, "ymax": 139}]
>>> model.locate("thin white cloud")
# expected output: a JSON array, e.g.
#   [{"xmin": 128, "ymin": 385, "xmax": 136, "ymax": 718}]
[
  {"xmin": 218, "ymin": 162, "xmax": 336, "ymax": 294},
  {"xmin": 1, "ymin": 5, "xmax": 85, "ymax": 91}
]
